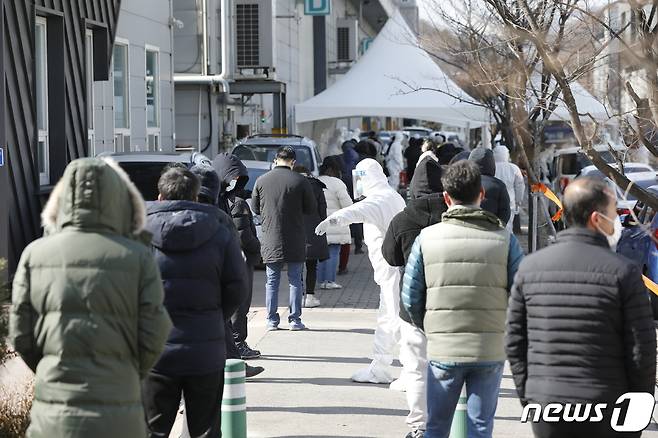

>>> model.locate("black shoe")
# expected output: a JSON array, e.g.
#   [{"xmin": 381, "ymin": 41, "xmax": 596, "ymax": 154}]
[
  {"xmin": 237, "ymin": 342, "xmax": 261, "ymax": 360},
  {"xmin": 337, "ymin": 268, "xmax": 348, "ymax": 275},
  {"xmin": 245, "ymin": 364, "xmax": 264, "ymax": 378},
  {"xmin": 354, "ymin": 248, "xmax": 364, "ymax": 254}
]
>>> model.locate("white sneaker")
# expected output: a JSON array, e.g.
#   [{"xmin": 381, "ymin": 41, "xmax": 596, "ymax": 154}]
[
  {"xmin": 351, "ymin": 363, "xmax": 394, "ymax": 384},
  {"xmin": 304, "ymin": 295, "xmax": 321, "ymax": 308},
  {"xmin": 324, "ymin": 281, "xmax": 343, "ymax": 290},
  {"xmin": 389, "ymin": 377, "xmax": 408, "ymax": 392},
  {"xmin": 318, "ymin": 282, "xmax": 328, "ymax": 289}
]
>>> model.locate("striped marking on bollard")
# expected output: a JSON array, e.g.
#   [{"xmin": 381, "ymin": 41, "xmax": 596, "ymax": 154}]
[
  {"xmin": 449, "ymin": 385, "xmax": 468, "ymax": 438},
  {"xmin": 222, "ymin": 359, "xmax": 247, "ymax": 438}
]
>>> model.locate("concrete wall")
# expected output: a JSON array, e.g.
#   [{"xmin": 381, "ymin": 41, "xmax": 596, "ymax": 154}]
[{"xmin": 93, "ymin": 0, "xmax": 176, "ymax": 154}]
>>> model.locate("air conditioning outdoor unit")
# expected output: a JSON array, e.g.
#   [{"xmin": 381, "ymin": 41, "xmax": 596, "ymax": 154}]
[
  {"xmin": 233, "ymin": 0, "xmax": 274, "ymax": 77},
  {"xmin": 336, "ymin": 18, "xmax": 358, "ymax": 63}
]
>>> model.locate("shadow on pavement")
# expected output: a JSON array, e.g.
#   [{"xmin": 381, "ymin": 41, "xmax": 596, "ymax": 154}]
[
  {"xmin": 248, "ymin": 406, "xmax": 407, "ymax": 416},
  {"xmin": 497, "ymin": 388, "xmax": 521, "ymax": 399},
  {"xmin": 495, "ymin": 415, "xmax": 523, "ymax": 422},
  {"xmin": 276, "ymin": 436, "xmax": 375, "ymax": 438},
  {"xmin": 271, "ymin": 435, "xmax": 368, "ymax": 438},
  {"xmin": 306, "ymin": 328, "xmax": 375, "ymax": 335},
  {"xmin": 247, "ymin": 377, "xmax": 380, "ymax": 387},
  {"xmin": 256, "ymin": 354, "xmax": 372, "ymax": 365}
]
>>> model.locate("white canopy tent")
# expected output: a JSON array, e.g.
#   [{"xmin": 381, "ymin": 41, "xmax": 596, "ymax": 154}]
[{"xmin": 294, "ymin": 11, "xmax": 490, "ymax": 129}]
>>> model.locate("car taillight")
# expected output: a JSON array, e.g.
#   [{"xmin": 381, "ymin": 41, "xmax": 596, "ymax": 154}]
[
  {"xmin": 559, "ymin": 177, "xmax": 570, "ymax": 193},
  {"xmin": 617, "ymin": 208, "xmax": 631, "ymax": 216}
]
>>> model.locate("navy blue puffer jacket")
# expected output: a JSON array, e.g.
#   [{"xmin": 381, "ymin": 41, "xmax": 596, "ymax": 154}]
[{"xmin": 146, "ymin": 200, "xmax": 246, "ymax": 375}]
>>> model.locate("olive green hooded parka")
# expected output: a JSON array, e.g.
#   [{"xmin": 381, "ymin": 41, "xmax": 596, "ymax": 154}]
[{"xmin": 9, "ymin": 158, "xmax": 172, "ymax": 438}]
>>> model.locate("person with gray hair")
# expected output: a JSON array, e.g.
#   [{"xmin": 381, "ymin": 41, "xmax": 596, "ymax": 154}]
[{"xmin": 506, "ymin": 177, "xmax": 656, "ymax": 438}]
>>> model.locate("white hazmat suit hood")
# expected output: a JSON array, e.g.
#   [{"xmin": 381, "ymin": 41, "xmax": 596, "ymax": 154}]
[
  {"xmin": 385, "ymin": 134, "xmax": 405, "ymax": 189},
  {"xmin": 493, "ymin": 145, "xmax": 525, "ymax": 231},
  {"xmin": 493, "ymin": 144, "xmax": 511, "ymax": 162},
  {"xmin": 316, "ymin": 158, "xmax": 406, "ymax": 383}
]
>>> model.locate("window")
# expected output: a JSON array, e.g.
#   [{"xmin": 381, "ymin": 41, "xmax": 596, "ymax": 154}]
[
  {"xmin": 35, "ymin": 17, "xmax": 49, "ymax": 186},
  {"xmin": 86, "ymin": 30, "xmax": 95, "ymax": 155},
  {"xmin": 113, "ymin": 40, "xmax": 130, "ymax": 150},
  {"xmin": 146, "ymin": 47, "xmax": 160, "ymax": 151},
  {"xmin": 145, "ymin": 49, "xmax": 159, "ymax": 128}
]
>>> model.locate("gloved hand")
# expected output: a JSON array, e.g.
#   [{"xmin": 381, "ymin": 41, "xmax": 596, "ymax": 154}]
[
  {"xmin": 315, "ymin": 216, "xmax": 346, "ymax": 235},
  {"xmin": 315, "ymin": 218, "xmax": 331, "ymax": 236}
]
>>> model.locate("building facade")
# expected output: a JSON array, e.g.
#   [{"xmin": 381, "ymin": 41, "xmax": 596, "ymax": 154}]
[
  {"xmin": 5, "ymin": 0, "xmax": 122, "ymax": 270},
  {"xmin": 172, "ymin": 0, "xmax": 412, "ymax": 156},
  {"xmin": 92, "ymin": 0, "xmax": 176, "ymax": 154}
]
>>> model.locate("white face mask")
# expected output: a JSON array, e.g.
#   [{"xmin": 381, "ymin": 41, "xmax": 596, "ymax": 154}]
[
  {"xmin": 597, "ymin": 212, "xmax": 622, "ymax": 249},
  {"xmin": 353, "ymin": 169, "xmax": 367, "ymax": 199},
  {"xmin": 226, "ymin": 179, "xmax": 238, "ymax": 192}
]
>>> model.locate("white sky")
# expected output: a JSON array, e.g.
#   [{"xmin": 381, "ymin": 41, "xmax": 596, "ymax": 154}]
[{"xmin": 418, "ymin": 0, "xmax": 433, "ymax": 20}]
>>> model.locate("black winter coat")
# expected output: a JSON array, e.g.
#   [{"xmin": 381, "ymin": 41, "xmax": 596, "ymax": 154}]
[
  {"xmin": 383, "ymin": 194, "xmax": 446, "ymax": 269},
  {"xmin": 252, "ymin": 166, "xmax": 317, "ymax": 263},
  {"xmin": 409, "ymin": 155, "xmax": 443, "ymax": 200},
  {"xmin": 469, "ymin": 148, "xmax": 511, "ymax": 224},
  {"xmin": 213, "ymin": 153, "xmax": 261, "ymax": 265},
  {"xmin": 506, "ymin": 228, "xmax": 656, "ymax": 405},
  {"xmin": 404, "ymin": 140, "xmax": 422, "ymax": 182},
  {"xmin": 384, "ymin": 160, "xmax": 446, "ymax": 323},
  {"xmin": 146, "ymin": 201, "xmax": 247, "ymax": 376},
  {"xmin": 304, "ymin": 176, "xmax": 330, "ymax": 261}
]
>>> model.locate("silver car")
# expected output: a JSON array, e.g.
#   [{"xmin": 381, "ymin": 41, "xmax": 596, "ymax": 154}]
[{"xmin": 231, "ymin": 134, "xmax": 322, "ymax": 176}]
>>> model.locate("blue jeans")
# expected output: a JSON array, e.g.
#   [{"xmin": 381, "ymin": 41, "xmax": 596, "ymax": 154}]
[
  {"xmin": 425, "ymin": 361, "xmax": 504, "ymax": 438},
  {"xmin": 265, "ymin": 262, "xmax": 304, "ymax": 325},
  {"xmin": 317, "ymin": 244, "xmax": 341, "ymax": 284}
]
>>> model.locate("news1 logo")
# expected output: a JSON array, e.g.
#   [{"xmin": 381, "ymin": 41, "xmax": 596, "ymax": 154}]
[{"xmin": 521, "ymin": 393, "xmax": 656, "ymax": 432}]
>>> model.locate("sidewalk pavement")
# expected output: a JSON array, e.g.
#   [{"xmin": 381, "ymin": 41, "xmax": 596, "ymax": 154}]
[{"xmin": 244, "ymin": 250, "xmax": 657, "ymax": 438}]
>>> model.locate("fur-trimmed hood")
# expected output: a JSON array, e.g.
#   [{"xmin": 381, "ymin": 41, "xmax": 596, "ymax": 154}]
[{"xmin": 41, "ymin": 157, "xmax": 147, "ymax": 237}]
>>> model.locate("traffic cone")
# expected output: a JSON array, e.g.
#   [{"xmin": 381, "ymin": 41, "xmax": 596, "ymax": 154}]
[
  {"xmin": 221, "ymin": 359, "xmax": 247, "ymax": 438},
  {"xmin": 449, "ymin": 385, "xmax": 467, "ymax": 438}
]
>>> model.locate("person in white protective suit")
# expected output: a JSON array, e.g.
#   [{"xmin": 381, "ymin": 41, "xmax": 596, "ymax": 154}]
[
  {"xmin": 385, "ymin": 132, "xmax": 405, "ymax": 189},
  {"xmin": 315, "ymin": 159, "xmax": 407, "ymax": 383},
  {"xmin": 493, "ymin": 145, "xmax": 525, "ymax": 231}
]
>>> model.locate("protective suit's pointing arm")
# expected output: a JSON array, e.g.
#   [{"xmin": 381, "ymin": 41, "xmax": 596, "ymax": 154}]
[{"xmin": 315, "ymin": 199, "xmax": 379, "ymax": 235}]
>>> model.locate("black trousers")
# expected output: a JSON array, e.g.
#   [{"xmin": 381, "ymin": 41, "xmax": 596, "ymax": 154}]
[
  {"xmin": 230, "ymin": 264, "xmax": 254, "ymax": 344},
  {"xmin": 350, "ymin": 223, "xmax": 363, "ymax": 249},
  {"xmin": 305, "ymin": 259, "xmax": 318, "ymax": 295},
  {"xmin": 142, "ymin": 370, "xmax": 224, "ymax": 438},
  {"xmin": 225, "ymin": 321, "xmax": 241, "ymax": 359}
]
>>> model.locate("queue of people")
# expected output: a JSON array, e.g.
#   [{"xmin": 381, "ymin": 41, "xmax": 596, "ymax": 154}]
[
  {"xmin": 8, "ymin": 135, "xmax": 658, "ymax": 438},
  {"xmin": 317, "ymin": 137, "xmax": 657, "ymax": 438}
]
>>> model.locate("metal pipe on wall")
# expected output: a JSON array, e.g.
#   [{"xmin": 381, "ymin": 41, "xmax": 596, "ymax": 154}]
[{"xmin": 173, "ymin": 0, "xmax": 230, "ymax": 92}]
